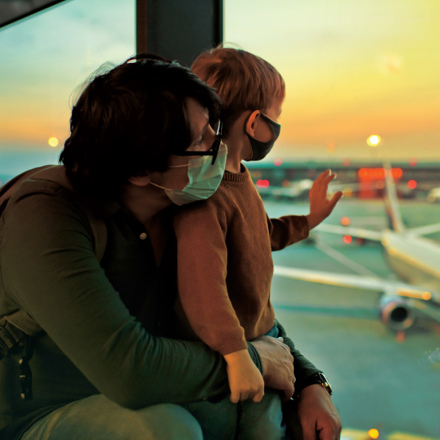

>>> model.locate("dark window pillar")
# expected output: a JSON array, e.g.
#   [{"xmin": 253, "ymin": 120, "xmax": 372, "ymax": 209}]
[{"xmin": 136, "ymin": 0, "xmax": 223, "ymax": 67}]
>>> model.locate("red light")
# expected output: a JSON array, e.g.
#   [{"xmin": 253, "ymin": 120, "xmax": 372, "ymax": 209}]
[
  {"xmin": 393, "ymin": 168, "xmax": 403, "ymax": 179},
  {"xmin": 408, "ymin": 180, "xmax": 417, "ymax": 189},
  {"xmin": 343, "ymin": 235, "xmax": 353, "ymax": 244},
  {"xmin": 340, "ymin": 216, "xmax": 351, "ymax": 226},
  {"xmin": 274, "ymin": 158, "xmax": 283, "ymax": 167},
  {"xmin": 256, "ymin": 179, "xmax": 270, "ymax": 188},
  {"xmin": 358, "ymin": 167, "xmax": 402, "ymax": 180},
  {"xmin": 409, "ymin": 158, "xmax": 417, "ymax": 167}
]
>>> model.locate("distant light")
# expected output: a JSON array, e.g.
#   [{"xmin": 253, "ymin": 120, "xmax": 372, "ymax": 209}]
[
  {"xmin": 340, "ymin": 216, "xmax": 351, "ymax": 226},
  {"xmin": 342, "ymin": 158, "xmax": 351, "ymax": 166},
  {"xmin": 48, "ymin": 137, "xmax": 59, "ymax": 148},
  {"xmin": 409, "ymin": 157, "xmax": 417, "ymax": 167},
  {"xmin": 256, "ymin": 179, "xmax": 270, "ymax": 188},
  {"xmin": 393, "ymin": 168, "xmax": 403, "ymax": 179},
  {"xmin": 274, "ymin": 158, "xmax": 283, "ymax": 167},
  {"xmin": 367, "ymin": 135, "xmax": 381, "ymax": 147},
  {"xmin": 343, "ymin": 235, "xmax": 352, "ymax": 244},
  {"xmin": 358, "ymin": 167, "xmax": 402, "ymax": 180},
  {"xmin": 407, "ymin": 180, "xmax": 417, "ymax": 190},
  {"xmin": 368, "ymin": 428, "xmax": 380, "ymax": 439}
]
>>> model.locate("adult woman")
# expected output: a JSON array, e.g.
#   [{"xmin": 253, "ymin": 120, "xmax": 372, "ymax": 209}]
[{"xmin": 0, "ymin": 55, "xmax": 295, "ymax": 440}]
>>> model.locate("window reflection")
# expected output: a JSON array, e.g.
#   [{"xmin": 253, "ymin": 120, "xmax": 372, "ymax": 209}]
[{"xmin": 0, "ymin": 0, "xmax": 134, "ymax": 184}]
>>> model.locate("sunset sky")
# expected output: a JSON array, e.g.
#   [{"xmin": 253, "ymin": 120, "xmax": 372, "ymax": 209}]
[
  {"xmin": 0, "ymin": 0, "xmax": 439, "ymax": 176},
  {"xmin": 224, "ymin": 0, "xmax": 440, "ymax": 161}
]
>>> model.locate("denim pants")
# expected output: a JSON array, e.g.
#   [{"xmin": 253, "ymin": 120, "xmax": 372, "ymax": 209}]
[
  {"xmin": 185, "ymin": 389, "xmax": 285, "ymax": 440},
  {"xmin": 21, "ymin": 394, "xmax": 203, "ymax": 440},
  {"xmin": 184, "ymin": 323, "xmax": 286, "ymax": 440}
]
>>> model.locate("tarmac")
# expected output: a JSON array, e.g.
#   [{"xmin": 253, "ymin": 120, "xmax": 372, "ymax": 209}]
[{"xmin": 265, "ymin": 198, "xmax": 440, "ymax": 440}]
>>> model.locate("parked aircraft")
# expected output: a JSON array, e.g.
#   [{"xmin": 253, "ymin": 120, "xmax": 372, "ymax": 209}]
[{"xmin": 273, "ymin": 164, "xmax": 440, "ymax": 334}]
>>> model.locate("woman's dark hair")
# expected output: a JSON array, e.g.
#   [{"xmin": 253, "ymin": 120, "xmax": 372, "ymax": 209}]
[{"xmin": 60, "ymin": 53, "xmax": 220, "ymax": 198}]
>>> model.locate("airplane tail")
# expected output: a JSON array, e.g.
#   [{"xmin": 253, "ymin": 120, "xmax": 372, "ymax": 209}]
[{"xmin": 383, "ymin": 162, "xmax": 405, "ymax": 233}]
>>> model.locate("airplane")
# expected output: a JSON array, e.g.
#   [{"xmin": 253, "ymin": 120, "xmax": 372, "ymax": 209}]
[
  {"xmin": 273, "ymin": 163, "xmax": 440, "ymax": 335},
  {"xmin": 256, "ymin": 178, "xmax": 314, "ymax": 200}
]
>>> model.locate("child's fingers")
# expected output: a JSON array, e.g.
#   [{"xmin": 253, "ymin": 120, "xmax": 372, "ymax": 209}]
[
  {"xmin": 252, "ymin": 388, "xmax": 265, "ymax": 403},
  {"xmin": 324, "ymin": 172, "xmax": 337, "ymax": 185},
  {"xmin": 229, "ymin": 391, "xmax": 240, "ymax": 404},
  {"xmin": 328, "ymin": 191, "xmax": 343, "ymax": 210}
]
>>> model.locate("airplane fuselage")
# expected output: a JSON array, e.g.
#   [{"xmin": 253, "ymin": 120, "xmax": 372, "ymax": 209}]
[{"xmin": 382, "ymin": 230, "xmax": 440, "ymax": 298}]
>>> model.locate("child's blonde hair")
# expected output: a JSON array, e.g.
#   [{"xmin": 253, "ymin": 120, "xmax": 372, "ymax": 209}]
[{"xmin": 191, "ymin": 46, "xmax": 285, "ymax": 135}]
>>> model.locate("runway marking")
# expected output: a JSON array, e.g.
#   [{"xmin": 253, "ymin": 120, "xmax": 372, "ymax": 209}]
[{"xmin": 316, "ymin": 240, "xmax": 379, "ymax": 278}]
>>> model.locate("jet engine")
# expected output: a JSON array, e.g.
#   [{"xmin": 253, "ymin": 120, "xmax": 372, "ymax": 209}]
[{"xmin": 379, "ymin": 295, "xmax": 416, "ymax": 331}]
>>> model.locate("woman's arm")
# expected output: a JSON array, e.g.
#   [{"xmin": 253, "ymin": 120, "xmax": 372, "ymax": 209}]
[{"xmin": 1, "ymin": 188, "xmax": 232, "ymax": 408}]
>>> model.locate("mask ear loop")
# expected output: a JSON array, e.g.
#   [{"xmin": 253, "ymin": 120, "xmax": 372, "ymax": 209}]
[
  {"xmin": 244, "ymin": 111, "xmax": 260, "ymax": 161},
  {"xmin": 168, "ymin": 163, "xmax": 189, "ymax": 169},
  {"xmin": 148, "ymin": 162, "xmax": 190, "ymax": 191},
  {"xmin": 149, "ymin": 182, "xmax": 169, "ymax": 191}
]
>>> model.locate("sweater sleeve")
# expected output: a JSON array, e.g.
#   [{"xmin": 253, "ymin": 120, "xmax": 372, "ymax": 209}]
[
  {"xmin": 268, "ymin": 214, "xmax": 310, "ymax": 251},
  {"xmin": 174, "ymin": 198, "xmax": 248, "ymax": 356},
  {"xmin": 276, "ymin": 321, "xmax": 320, "ymax": 384},
  {"xmin": 0, "ymin": 189, "xmax": 256, "ymax": 408}
]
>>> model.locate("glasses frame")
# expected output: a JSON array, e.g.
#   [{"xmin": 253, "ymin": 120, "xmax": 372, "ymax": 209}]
[{"xmin": 174, "ymin": 120, "xmax": 223, "ymax": 165}]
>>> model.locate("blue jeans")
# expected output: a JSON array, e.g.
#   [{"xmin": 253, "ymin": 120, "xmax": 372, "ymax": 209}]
[
  {"xmin": 21, "ymin": 394, "xmax": 203, "ymax": 440},
  {"xmin": 185, "ymin": 389, "xmax": 285, "ymax": 440},
  {"xmin": 184, "ymin": 323, "xmax": 285, "ymax": 440}
]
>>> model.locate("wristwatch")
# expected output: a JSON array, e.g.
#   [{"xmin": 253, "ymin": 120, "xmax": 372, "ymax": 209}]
[{"xmin": 297, "ymin": 372, "xmax": 333, "ymax": 396}]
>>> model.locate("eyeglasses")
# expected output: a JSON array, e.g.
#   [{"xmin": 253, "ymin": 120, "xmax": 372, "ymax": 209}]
[{"xmin": 174, "ymin": 120, "xmax": 223, "ymax": 165}]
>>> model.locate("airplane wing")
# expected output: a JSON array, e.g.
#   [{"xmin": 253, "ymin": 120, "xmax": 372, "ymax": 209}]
[
  {"xmin": 273, "ymin": 265, "xmax": 432, "ymax": 301},
  {"xmin": 316, "ymin": 223, "xmax": 383, "ymax": 241},
  {"xmin": 408, "ymin": 222, "xmax": 440, "ymax": 237}
]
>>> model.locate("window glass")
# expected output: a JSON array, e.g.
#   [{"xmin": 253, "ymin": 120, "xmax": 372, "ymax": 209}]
[
  {"xmin": 225, "ymin": 1, "xmax": 440, "ymax": 438},
  {"xmin": 0, "ymin": 0, "xmax": 135, "ymax": 184}
]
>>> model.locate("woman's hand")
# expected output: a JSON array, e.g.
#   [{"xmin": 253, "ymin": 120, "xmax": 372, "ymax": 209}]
[
  {"xmin": 251, "ymin": 335, "xmax": 295, "ymax": 400},
  {"xmin": 297, "ymin": 385, "xmax": 342, "ymax": 440}
]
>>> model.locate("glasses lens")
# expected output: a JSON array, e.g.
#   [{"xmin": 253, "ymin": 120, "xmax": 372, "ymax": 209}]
[{"xmin": 172, "ymin": 120, "xmax": 222, "ymax": 162}]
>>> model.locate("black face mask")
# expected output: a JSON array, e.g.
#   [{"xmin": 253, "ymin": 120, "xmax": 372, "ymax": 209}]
[{"xmin": 245, "ymin": 113, "xmax": 281, "ymax": 161}]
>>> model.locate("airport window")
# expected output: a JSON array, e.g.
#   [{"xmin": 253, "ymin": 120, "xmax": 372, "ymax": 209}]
[
  {"xmin": 0, "ymin": 0, "xmax": 439, "ymax": 438},
  {"xmin": 0, "ymin": 0, "xmax": 135, "ymax": 185},
  {"xmin": 224, "ymin": 1, "xmax": 440, "ymax": 438}
]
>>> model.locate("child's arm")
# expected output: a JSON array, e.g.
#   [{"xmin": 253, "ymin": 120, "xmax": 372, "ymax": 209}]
[
  {"xmin": 267, "ymin": 169, "xmax": 343, "ymax": 251},
  {"xmin": 224, "ymin": 349, "xmax": 265, "ymax": 403},
  {"xmin": 305, "ymin": 169, "xmax": 343, "ymax": 230}
]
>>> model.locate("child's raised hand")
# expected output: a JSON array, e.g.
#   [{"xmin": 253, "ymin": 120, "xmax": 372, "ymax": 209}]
[
  {"xmin": 306, "ymin": 169, "xmax": 343, "ymax": 230},
  {"xmin": 224, "ymin": 349, "xmax": 265, "ymax": 403}
]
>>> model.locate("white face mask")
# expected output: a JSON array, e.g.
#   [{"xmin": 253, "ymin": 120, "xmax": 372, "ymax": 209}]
[{"xmin": 150, "ymin": 143, "xmax": 227, "ymax": 205}]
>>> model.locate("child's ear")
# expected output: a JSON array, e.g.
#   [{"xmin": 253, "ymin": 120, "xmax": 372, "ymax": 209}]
[
  {"xmin": 128, "ymin": 175, "xmax": 151, "ymax": 186},
  {"xmin": 245, "ymin": 110, "xmax": 261, "ymax": 137}
]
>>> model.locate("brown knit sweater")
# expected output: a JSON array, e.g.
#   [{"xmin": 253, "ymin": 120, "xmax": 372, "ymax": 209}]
[{"xmin": 174, "ymin": 166, "xmax": 309, "ymax": 355}]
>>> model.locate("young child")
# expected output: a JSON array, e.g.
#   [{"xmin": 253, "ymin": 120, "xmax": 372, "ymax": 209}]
[{"xmin": 173, "ymin": 47, "xmax": 342, "ymax": 439}]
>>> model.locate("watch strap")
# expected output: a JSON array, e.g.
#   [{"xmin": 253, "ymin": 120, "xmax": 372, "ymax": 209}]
[{"xmin": 295, "ymin": 372, "xmax": 332, "ymax": 397}]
